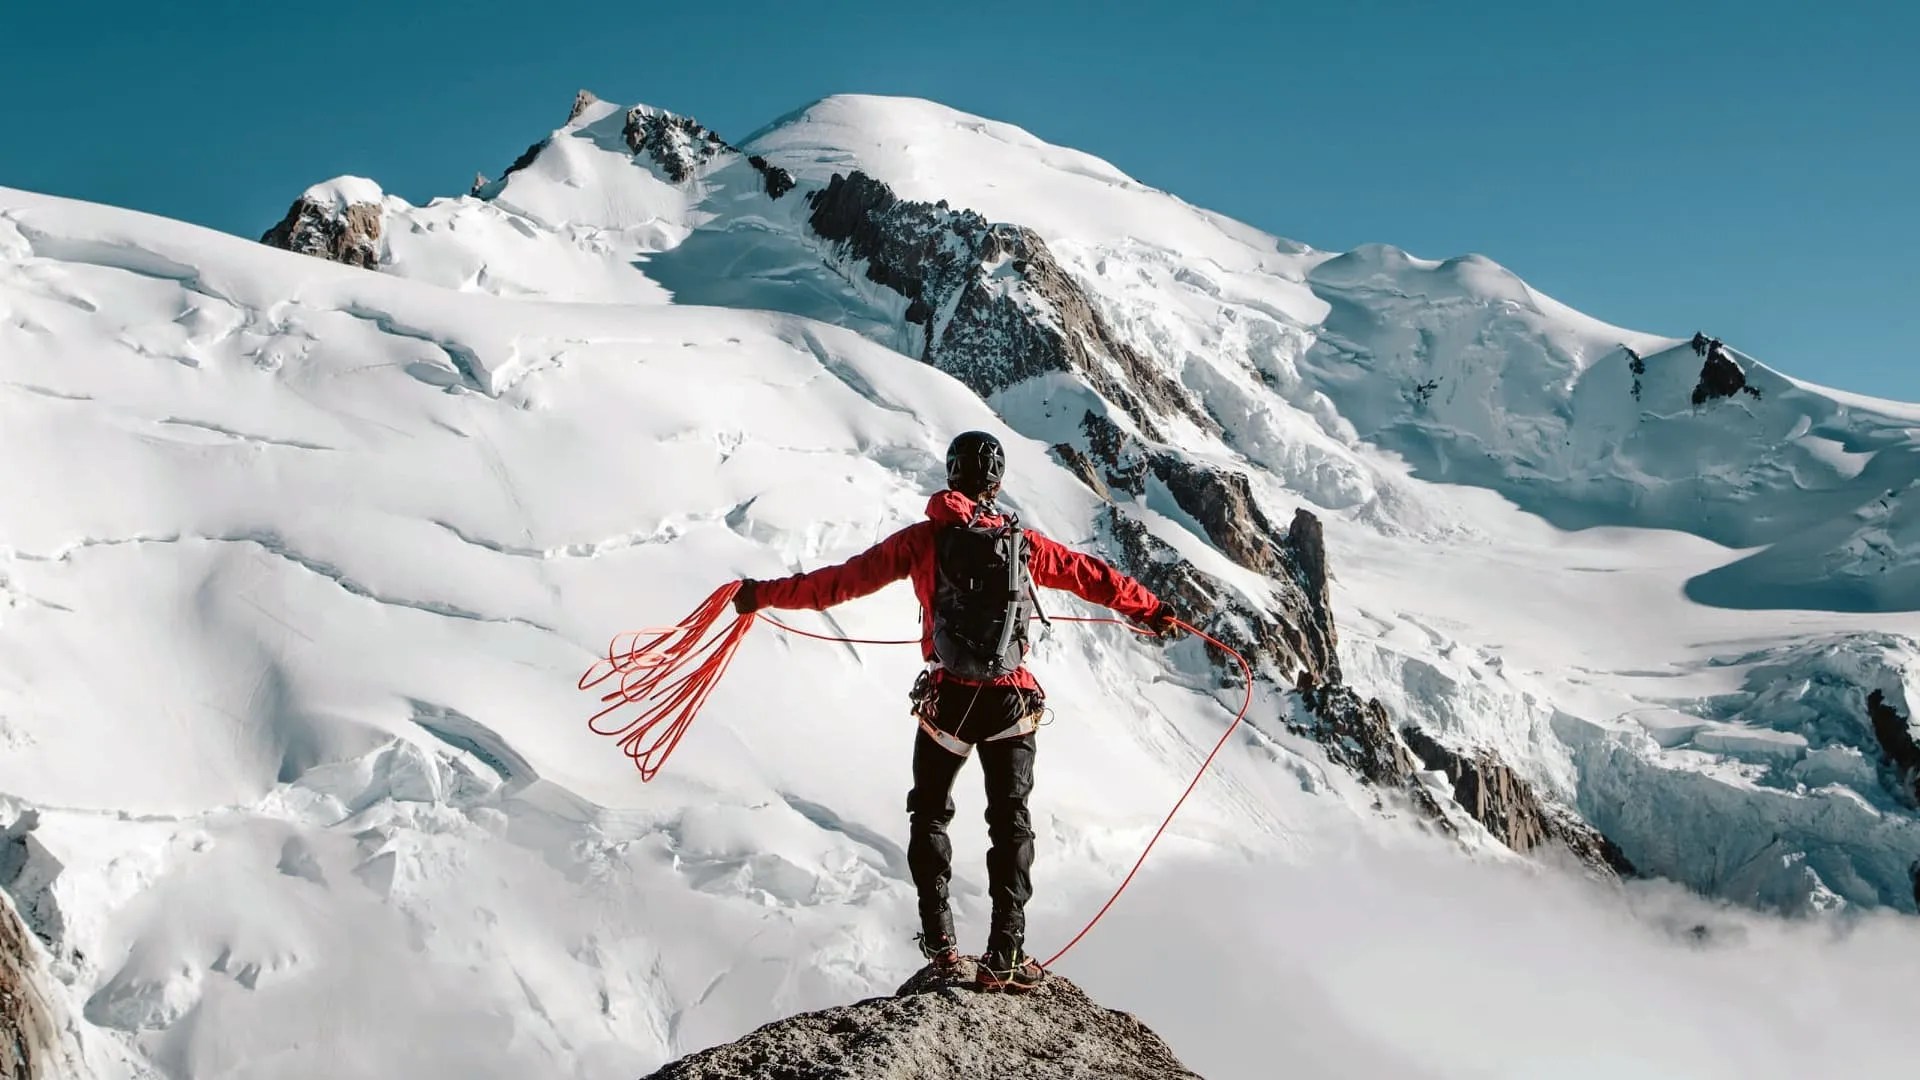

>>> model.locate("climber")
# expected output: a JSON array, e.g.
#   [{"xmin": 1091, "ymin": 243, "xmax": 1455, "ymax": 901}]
[{"xmin": 731, "ymin": 430, "xmax": 1183, "ymax": 993}]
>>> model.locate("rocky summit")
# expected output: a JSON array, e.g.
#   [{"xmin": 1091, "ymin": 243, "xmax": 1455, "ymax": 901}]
[{"xmin": 641, "ymin": 962, "xmax": 1203, "ymax": 1080}]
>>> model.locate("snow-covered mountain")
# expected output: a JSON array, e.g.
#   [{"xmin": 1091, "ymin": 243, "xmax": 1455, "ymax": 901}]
[{"xmin": 5, "ymin": 89, "xmax": 1920, "ymax": 1079}]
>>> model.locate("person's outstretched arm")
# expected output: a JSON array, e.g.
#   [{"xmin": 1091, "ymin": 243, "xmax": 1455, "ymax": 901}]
[
  {"xmin": 1026, "ymin": 531, "xmax": 1172, "ymax": 629},
  {"xmin": 736, "ymin": 524, "xmax": 924, "ymax": 613}
]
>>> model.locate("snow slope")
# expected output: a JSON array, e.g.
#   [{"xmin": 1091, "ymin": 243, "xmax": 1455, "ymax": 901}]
[{"xmin": 5, "ymin": 89, "xmax": 1920, "ymax": 1079}]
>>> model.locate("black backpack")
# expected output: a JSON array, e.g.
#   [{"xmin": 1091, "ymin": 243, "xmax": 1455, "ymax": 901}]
[{"xmin": 929, "ymin": 508, "xmax": 1036, "ymax": 681}]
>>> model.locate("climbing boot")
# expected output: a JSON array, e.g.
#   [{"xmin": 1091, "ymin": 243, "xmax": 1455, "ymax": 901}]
[
  {"xmin": 915, "ymin": 931, "xmax": 961, "ymax": 969},
  {"xmin": 915, "ymin": 908, "xmax": 960, "ymax": 969},
  {"xmin": 975, "ymin": 947, "xmax": 1045, "ymax": 993}
]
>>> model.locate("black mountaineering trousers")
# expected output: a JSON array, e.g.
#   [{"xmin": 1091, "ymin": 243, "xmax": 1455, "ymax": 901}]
[{"xmin": 906, "ymin": 679, "xmax": 1040, "ymax": 958}]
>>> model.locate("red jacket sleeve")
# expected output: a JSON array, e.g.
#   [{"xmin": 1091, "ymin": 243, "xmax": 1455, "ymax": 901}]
[
  {"xmin": 1026, "ymin": 531, "xmax": 1161, "ymax": 622},
  {"xmin": 753, "ymin": 523, "xmax": 926, "ymax": 611}
]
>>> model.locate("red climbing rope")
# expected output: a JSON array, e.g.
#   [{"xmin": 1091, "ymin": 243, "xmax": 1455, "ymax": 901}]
[
  {"xmin": 1037, "ymin": 617, "xmax": 1251, "ymax": 969},
  {"xmin": 578, "ymin": 582, "xmax": 756, "ymax": 782},
  {"xmin": 579, "ymin": 581, "xmax": 1254, "ymax": 966},
  {"xmin": 755, "ymin": 613, "xmax": 919, "ymax": 646}
]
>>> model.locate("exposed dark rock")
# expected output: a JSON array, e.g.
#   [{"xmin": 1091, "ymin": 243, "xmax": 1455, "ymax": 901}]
[
  {"xmin": 1865, "ymin": 689, "xmax": 1920, "ymax": 805},
  {"xmin": 1, "ymin": 888, "xmax": 64, "ymax": 1080},
  {"xmin": 1402, "ymin": 727, "xmax": 1547, "ymax": 849},
  {"xmin": 747, "ymin": 155, "xmax": 796, "ymax": 200},
  {"xmin": 1097, "ymin": 495, "xmax": 1450, "ymax": 828},
  {"xmin": 1691, "ymin": 342, "xmax": 1762, "ymax": 406},
  {"xmin": 1400, "ymin": 726, "xmax": 1632, "ymax": 877},
  {"xmin": 1074, "ymin": 413, "xmax": 1338, "ymax": 692},
  {"xmin": 1278, "ymin": 507, "xmax": 1342, "ymax": 685},
  {"xmin": 804, "ymin": 172, "xmax": 939, "ymax": 306},
  {"xmin": 1147, "ymin": 453, "xmax": 1287, "ymax": 576},
  {"xmin": 1049, "ymin": 443, "xmax": 1111, "ymax": 502},
  {"xmin": 1081, "ymin": 412, "xmax": 1149, "ymax": 497},
  {"xmin": 1625, "ymin": 345, "xmax": 1646, "ymax": 401},
  {"xmin": 1301, "ymin": 685, "xmax": 1441, "ymax": 812},
  {"xmin": 1089, "ymin": 428, "xmax": 1340, "ymax": 690},
  {"xmin": 260, "ymin": 194, "xmax": 383, "ymax": 269},
  {"xmin": 502, "ymin": 137, "xmax": 548, "ymax": 181},
  {"xmin": 642, "ymin": 962, "xmax": 1202, "ymax": 1080},
  {"xmin": 802, "ymin": 170, "xmax": 1205, "ymax": 436},
  {"xmin": 1542, "ymin": 802, "xmax": 1636, "ymax": 877},
  {"xmin": 1100, "ymin": 507, "xmax": 1291, "ymax": 682},
  {"xmin": 568, "ymin": 88, "xmax": 599, "ymax": 123},
  {"xmin": 624, "ymin": 107, "xmax": 732, "ymax": 183}
]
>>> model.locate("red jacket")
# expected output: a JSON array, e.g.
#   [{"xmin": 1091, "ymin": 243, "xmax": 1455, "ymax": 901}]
[{"xmin": 752, "ymin": 490, "xmax": 1162, "ymax": 689}]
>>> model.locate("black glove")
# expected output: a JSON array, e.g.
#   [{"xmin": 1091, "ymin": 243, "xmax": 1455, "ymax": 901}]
[
  {"xmin": 732, "ymin": 579, "xmax": 762, "ymax": 615},
  {"xmin": 1143, "ymin": 603, "xmax": 1184, "ymax": 639}
]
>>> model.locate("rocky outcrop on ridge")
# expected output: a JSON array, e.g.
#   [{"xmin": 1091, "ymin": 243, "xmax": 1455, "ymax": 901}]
[
  {"xmin": 568, "ymin": 88, "xmax": 599, "ymax": 123},
  {"xmin": 622, "ymin": 106, "xmax": 795, "ymax": 198},
  {"xmin": 803, "ymin": 171, "xmax": 1203, "ymax": 437},
  {"xmin": 259, "ymin": 190, "xmax": 382, "ymax": 269},
  {"xmin": 623, "ymin": 106, "xmax": 733, "ymax": 183},
  {"xmin": 1400, "ymin": 727, "xmax": 1634, "ymax": 876},
  {"xmin": 642, "ymin": 962, "xmax": 1202, "ymax": 1080},
  {"xmin": 1689, "ymin": 337, "xmax": 1763, "ymax": 407}
]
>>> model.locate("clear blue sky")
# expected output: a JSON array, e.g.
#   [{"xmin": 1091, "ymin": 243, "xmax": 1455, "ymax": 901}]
[{"xmin": 5, "ymin": 1, "xmax": 1915, "ymax": 397}]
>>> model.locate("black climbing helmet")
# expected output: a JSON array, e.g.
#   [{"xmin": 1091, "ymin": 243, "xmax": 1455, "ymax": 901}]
[{"xmin": 945, "ymin": 431, "xmax": 1006, "ymax": 498}]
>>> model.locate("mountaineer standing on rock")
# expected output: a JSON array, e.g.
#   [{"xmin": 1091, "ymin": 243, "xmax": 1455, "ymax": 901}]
[{"xmin": 730, "ymin": 431, "xmax": 1184, "ymax": 992}]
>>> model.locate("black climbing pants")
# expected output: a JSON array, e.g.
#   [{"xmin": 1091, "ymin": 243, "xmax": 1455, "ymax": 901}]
[{"xmin": 906, "ymin": 679, "xmax": 1039, "ymax": 956}]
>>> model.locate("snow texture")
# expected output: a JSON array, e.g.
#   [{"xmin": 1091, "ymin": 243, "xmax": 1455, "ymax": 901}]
[{"xmin": 299, "ymin": 177, "xmax": 384, "ymax": 212}]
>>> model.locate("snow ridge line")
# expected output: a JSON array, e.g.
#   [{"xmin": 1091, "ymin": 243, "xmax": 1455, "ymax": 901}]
[
  {"xmin": 157, "ymin": 417, "xmax": 336, "ymax": 451},
  {"xmin": 11, "ymin": 217, "xmax": 239, "ymax": 308},
  {"xmin": 13, "ymin": 532, "xmax": 553, "ymax": 632},
  {"xmin": 431, "ymin": 504, "xmax": 749, "ymax": 561}
]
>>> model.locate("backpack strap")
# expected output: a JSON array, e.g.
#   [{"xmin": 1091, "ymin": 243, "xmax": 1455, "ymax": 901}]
[{"xmin": 986, "ymin": 520, "xmax": 1026, "ymax": 668}]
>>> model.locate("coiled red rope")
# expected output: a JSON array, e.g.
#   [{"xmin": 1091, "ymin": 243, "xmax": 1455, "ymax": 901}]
[
  {"xmin": 578, "ymin": 580, "xmax": 1254, "ymax": 967},
  {"xmin": 578, "ymin": 583, "xmax": 755, "ymax": 782}
]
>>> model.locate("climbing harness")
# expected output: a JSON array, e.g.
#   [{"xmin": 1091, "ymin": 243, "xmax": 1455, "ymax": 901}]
[
  {"xmin": 578, "ymin": 580, "xmax": 1254, "ymax": 969},
  {"xmin": 908, "ymin": 664, "xmax": 1045, "ymax": 758}
]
